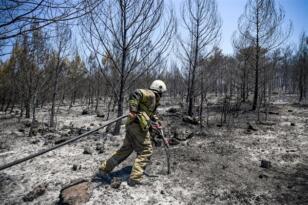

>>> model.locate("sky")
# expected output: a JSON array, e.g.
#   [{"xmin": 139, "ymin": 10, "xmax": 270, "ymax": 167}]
[
  {"xmin": 171, "ymin": 0, "xmax": 307, "ymax": 55},
  {"xmin": 1, "ymin": 0, "xmax": 307, "ymax": 61},
  {"xmin": 215, "ymin": 0, "xmax": 308, "ymax": 54}
]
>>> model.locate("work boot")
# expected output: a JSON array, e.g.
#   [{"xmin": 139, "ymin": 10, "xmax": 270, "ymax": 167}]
[
  {"xmin": 98, "ymin": 170, "xmax": 109, "ymax": 177},
  {"xmin": 92, "ymin": 169, "xmax": 111, "ymax": 182},
  {"xmin": 127, "ymin": 178, "xmax": 142, "ymax": 187},
  {"xmin": 127, "ymin": 178, "xmax": 151, "ymax": 187}
]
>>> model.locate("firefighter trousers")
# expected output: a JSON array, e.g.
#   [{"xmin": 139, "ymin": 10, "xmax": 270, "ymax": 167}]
[{"xmin": 99, "ymin": 122, "xmax": 153, "ymax": 182}]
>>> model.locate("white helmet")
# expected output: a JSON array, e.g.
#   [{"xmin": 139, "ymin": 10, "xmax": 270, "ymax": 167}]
[{"xmin": 150, "ymin": 80, "xmax": 167, "ymax": 93}]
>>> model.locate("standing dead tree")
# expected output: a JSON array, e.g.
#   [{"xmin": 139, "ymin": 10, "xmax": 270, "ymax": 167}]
[
  {"xmin": 12, "ymin": 24, "xmax": 49, "ymax": 120},
  {"xmin": 15, "ymin": 23, "xmax": 51, "ymax": 136},
  {"xmin": 66, "ymin": 53, "xmax": 87, "ymax": 109},
  {"xmin": 179, "ymin": 0, "xmax": 221, "ymax": 116},
  {"xmin": 49, "ymin": 23, "xmax": 71, "ymax": 128},
  {"xmin": 0, "ymin": 0, "xmax": 100, "ymax": 42},
  {"xmin": 233, "ymin": 32, "xmax": 254, "ymax": 103},
  {"xmin": 81, "ymin": 0, "xmax": 175, "ymax": 134},
  {"xmin": 280, "ymin": 46, "xmax": 293, "ymax": 93},
  {"xmin": 296, "ymin": 33, "xmax": 308, "ymax": 102},
  {"xmin": 237, "ymin": 0, "xmax": 292, "ymax": 110}
]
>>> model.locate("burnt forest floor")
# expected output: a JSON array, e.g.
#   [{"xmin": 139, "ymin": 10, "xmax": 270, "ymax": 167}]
[{"xmin": 0, "ymin": 98, "xmax": 307, "ymax": 205}]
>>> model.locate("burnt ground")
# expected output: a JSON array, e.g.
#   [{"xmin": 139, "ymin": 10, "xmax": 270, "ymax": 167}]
[{"xmin": 0, "ymin": 100, "xmax": 307, "ymax": 205}]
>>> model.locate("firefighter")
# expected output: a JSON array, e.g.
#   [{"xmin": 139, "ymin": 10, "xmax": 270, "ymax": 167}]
[{"xmin": 98, "ymin": 80, "xmax": 167, "ymax": 186}]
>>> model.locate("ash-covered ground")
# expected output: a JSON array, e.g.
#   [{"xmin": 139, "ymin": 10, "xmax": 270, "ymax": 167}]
[{"xmin": 0, "ymin": 97, "xmax": 307, "ymax": 205}]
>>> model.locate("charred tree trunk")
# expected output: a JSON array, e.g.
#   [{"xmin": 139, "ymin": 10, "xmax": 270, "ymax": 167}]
[
  {"xmin": 113, "ymin": 2, "xmax": 128, "ymax": 135},
  {"xmin": 50, "ymin": 62, "xmax": 61, "ymax": 127},
  {"xmin": 252, "ymin": 7, "xmax": 260, "ymax": 111}
]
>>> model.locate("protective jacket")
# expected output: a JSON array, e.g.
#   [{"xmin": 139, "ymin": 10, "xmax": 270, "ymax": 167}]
[
  {"xmin": 99, "ymin": 88, "xmax": 160, "ymax": 183},
  {"xmin": 127, "ymin": 89, "xmax": 160, "ymax": 131}
]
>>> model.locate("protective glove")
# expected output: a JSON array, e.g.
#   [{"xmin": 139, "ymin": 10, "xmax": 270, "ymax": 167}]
[
  {"xmin": 151, "ymin": 120, "xmax": 162, "ymax": 130},
  {"xmin": 150, "ymin": 120, "xmax": 163, "ymax": 138},
  {"xmin": 127, "ymin": 111, "xmax": 137, "ymax": 124},
  {"xmin": 128, "ymin": 111, "xmax": 137, "ymax": 120}
]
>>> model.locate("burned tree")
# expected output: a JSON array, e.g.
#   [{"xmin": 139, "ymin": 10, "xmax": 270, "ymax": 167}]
[
  {"xmin": 179, "ymin": 0, "xmax": 221, "ymax": 116},
  {"xmin": 296, "ymin": 33, "xmax": 308, "ymax": 102},
  {"xmin": 233, "ymin": 32, "xmax": 255, "ymax": 103},
  {"xmin": 237, "ymin": 0, "xmax": 292, "ymax": 110},
  {"xmin": 0, "ymin": 0, "xmax": 100, "ymax": 43},
  {"xmin": 49, "ymin": 23, "xmax": 72, "ymax": 128},
  {"xmin": 81, "ymin": 0, "xmax": 174, "ymax": 134}
]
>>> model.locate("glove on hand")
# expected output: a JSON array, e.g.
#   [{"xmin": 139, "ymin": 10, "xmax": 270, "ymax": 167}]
[
  {"xmin": 128, "ymin": 112, "xmax": 137, "ymax": 120},
  {"xmin": 151, "ymin": 121, "xmax": 162, "ymax": 130}
]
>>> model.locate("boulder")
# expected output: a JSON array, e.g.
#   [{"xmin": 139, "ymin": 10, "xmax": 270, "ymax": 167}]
[
  {"xmin": 260, "ymin": 160, "xmax": 271, "ymax": 169},
  {"xmin": 59, "ymin": 181, "xmax": 93, "ymax": 205},
  {"xmin": 259, "ymin": 174, "xmax": 269, "ymax": 179},
  {"xmin": 166, "ymin": 107, "xmax": 178, "ymax": 113},
  {"xmin": 23, "ymin": 183, "xmax": 48, "ymax": 202},
  {"xmin": 182, "ymin": 116, "xmax": 199, "ymax": 125},
  {"xmin": 72, "ymin": 164, "xmax": 81, "ymax": 171},
  {"xmin": 23, "ymin": 120, "xmax": 32, "ymax": 127},
  {"xmin": 31, "ymin": 139, "xmax": 40, "ymax": 144},
  {"xmin": 247, "ymin": 122, "xmax": 258, "ymax": 131},
  {"xmin": 96, "ymin": 111, "xmax": 105, "ymax": 118},
  {"xmin": 81, "ymin": 109, "xmax": 89, "ymax": 115},
  {"xmin": 30, "ymin": 129, "xmax": 38, "ymax": 136},
  {"xmin": 83, "ymin": 147, "xmax": 93, "ymax": 155},
  {"xmin": 18, "ymin": 128, "xmax": 25, "ymax": 132},
  {"xmin": 95, "ymin": 143, "xmax": 104, "ymax": 154}
]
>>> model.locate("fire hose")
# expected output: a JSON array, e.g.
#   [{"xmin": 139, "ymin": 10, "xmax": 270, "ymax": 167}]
[
  {"xmin": 0, "ymin": 114, "xmax": 171, "ymax": 175},
  {"xmin": 0, "ymin": 115, "xmax": 128, "ymax": 171}
]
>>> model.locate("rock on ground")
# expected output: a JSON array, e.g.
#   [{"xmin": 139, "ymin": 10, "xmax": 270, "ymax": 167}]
[
  {"xmin": 81, "ymin": 109, "xmax": 89, "ymax": 115},
  {"xmin": 96, "ymin": 111, "xmax": 105, "ymax": 118},
  {"xmin": 23, "ymin": 183, "xmax": 48, "ymax": 202},
  {"xmin": 83, "ymin": 147, "xmax": 93, "ymax": 155},
  {"xmin": 59, "ymin": 181, "xmax": 93, "ymax": 205},
  {"xmin": 260, "ymin": 160, "xmax": 271, "ymax": 169},
  {"xmin": 166, "ymin": 107, "xmax": 178, "ymax": 113},
  {"xmin": 182, "ymin": 116, "xmax": 199, "ymax": 125},
  {"xmin": 110, "ymin": 177, "xmax": 122, "ymax": 189}
]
